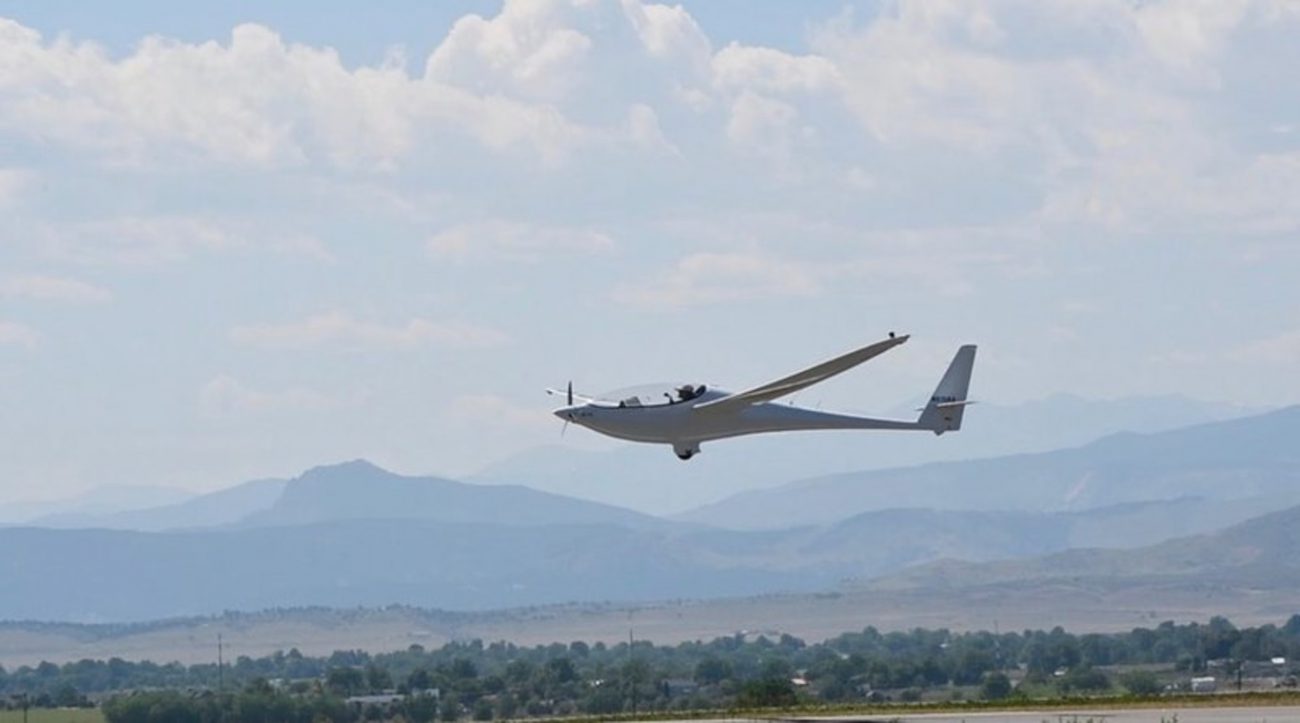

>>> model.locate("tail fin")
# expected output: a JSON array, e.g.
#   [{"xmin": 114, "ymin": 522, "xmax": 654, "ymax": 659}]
[{"xmin": 917, "ymin": 345, "xmax": 977, "ymax": 434}]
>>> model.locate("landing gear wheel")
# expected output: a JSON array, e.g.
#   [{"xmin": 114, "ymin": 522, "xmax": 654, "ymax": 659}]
[{"xmin": 673, "ymin": 442, "xmax": 700, "ymax": 461}]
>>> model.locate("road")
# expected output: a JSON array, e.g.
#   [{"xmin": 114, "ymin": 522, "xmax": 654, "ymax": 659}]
[{"xmin": 675, "ymin": 707, "xmax": 1300, "ymax": 723}]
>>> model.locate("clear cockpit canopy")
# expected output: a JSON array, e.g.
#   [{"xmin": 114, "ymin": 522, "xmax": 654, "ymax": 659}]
[{"xmin": 594, "ymin": 382, "xmax": 708, "ymax": 408}]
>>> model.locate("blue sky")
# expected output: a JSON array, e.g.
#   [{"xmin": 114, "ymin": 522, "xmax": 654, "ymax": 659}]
[{"xmin": 1, "ymin": 1, "xmax": 1298, "ymax": 502}]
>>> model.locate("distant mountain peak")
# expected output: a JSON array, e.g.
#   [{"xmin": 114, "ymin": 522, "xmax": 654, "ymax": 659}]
[{"xmin": 297, "ymin": 459, "xmax": 396, "ymax": 482}]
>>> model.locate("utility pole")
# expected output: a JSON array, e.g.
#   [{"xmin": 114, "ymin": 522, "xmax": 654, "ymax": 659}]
[
  {"xmin": 218, "ymin": 633, "xmax": 226, "ymax": 723},
  {"xmin": 628, "ymin": 614, "xmax": 638, "ymax": 716},
  {"xmin": 993, "ymin": 619, "xmax": 1001, "ymax": 673},
  {"xmin": 218, "ymin": 633, "xmax": 225, "ymax": 694}
]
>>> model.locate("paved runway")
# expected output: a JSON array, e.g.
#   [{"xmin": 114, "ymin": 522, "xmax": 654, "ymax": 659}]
[
  {"xmin": 671, "ymin": 707, "xmax": 1300, "ymax": 723},
  {"xmin": 763, "ymin": 707, "xmax": 1300, "ymax": 722}
]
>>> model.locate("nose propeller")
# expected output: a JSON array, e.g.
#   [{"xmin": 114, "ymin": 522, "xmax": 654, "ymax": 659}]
[{"xmin": 561, "ymin": 381, "xmax": 573, "ymax": 437}]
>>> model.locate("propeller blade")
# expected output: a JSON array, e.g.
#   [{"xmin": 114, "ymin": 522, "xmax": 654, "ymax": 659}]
[
  {"xmin": 567, "ymin": 381, "xmax": 573, "ymax": 406},
  {"xmin": 561, "ymin": 418, "xmax": 570, "ymax": 437}
]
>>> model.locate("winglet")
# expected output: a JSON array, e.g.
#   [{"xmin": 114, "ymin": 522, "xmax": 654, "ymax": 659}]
[{"xmin": 917, "ymin": 345, "xmax": 977, "ymax": 434}]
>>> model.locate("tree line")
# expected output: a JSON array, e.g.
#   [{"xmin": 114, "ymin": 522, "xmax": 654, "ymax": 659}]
[{"xmin": 3, "ymin": 614, "xmax": 1299, "ymax": 721}]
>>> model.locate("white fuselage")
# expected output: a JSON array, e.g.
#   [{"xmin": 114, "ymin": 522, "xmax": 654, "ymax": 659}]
[{"xmin": 554, "ymin": 388, "xmax": 923, "ymax": 454}]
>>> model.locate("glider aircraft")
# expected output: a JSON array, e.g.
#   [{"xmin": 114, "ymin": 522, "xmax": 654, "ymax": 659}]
[{"xmin": 548, "ymin": 334, "xmax": 976, "ymax": 460}]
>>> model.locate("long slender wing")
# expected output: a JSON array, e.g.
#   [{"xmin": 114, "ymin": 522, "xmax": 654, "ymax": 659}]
[
  {"xmin": 694, "ymin": 334, "xmax": 909, "ymax": 413},
  {"xmin": 545, "ymin": 387, "xmax": 600, "ymax": 404}
]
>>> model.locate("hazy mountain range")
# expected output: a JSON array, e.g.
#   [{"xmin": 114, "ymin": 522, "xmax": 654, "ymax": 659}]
[
  {"xmin": 679, "ymin": 405, "xmax": 1300, "ymax": 529},
  {"xmin": 865, "ymin": 501, "xmax": 1300, "ymax": 594},
  {"xmin": 472, "ymin": 393, "xmax": 1264, "ymax": 514},
  {"xmin": 1, "ymin": 485, "xmax": 198, "ymax": 527},
  {"xmin": 8, "ymin": 493, "xmax": 1300, "ymax": 666},
  {"xmin": 1, "ymin": 404, "xmax": 1298, "ymax": 624},
  {"xmin": 1, "ymin": 394, "xmax": 1266, "ymax": 527},
  {"xmin": 16, "ymin": 478, "xmax": 288, "ymax": 531}
]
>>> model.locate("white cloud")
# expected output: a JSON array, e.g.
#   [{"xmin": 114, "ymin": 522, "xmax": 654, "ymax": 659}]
[
  {"xmin": 0, "ymin": 274, "xmax": 112, "ymax": 303},
  {"xmin": 1133, "ymin": 0, "xmax": 1254, "ymax": 76},
  {"xmin": 1229, "ymin": 329, "xmax": 1300, "ymax": 365},
  {"xmin": 0, "ymin": 168, "xmax": 30, "ymax": 204},
  {"xmin": 229, "ymin": 312, "xmax": 508, "ymax": 351},
  {"xmin": 0, "ymin": 18, "xmax": 596, "ymax": 168},
  {"xmin": 813, "ymin": 4, "xmax": 1061, "ymax": 154},
  {"xmin": 427, "ymin": 220, "xmax": 614, "ymax": 264},
  {"xmin": 711, "ymin": 43, "xmax": 841, "ymax": 95},
  {"xmin": 725, "ymin": 91, "xmax": 800, "ymax": 159},
  {"xmin": 624, "ymin": 0, "xmax": 713, "ymax": 63},
  {"xmin": 613, "ymin": 252, "xmax": 821, "ymax": 309},
  {"xmin": 0, "ymin": 2, "xmax": 804, "ymax": 171},
  {"xmin": 426, "ymin": 4, "xmax": 596, "ymax": 103},
  {"xmin": 1155, "ymin": 328, "xmax": 1300, "ymax": 369},
  {"xmin": 37, "ymin": 216, "xmax": 242, "ymax": 266},
  {"xmin": 810, "ymin": 0, "xmax": 1300, "ymax": 234},
  {"xmin": 32, "ymin": 216, "xmax": 333, "ymax": 267},
  {"xmin": 632, "ymin": 214, "xmax": 1043, "ymax": 301},
  {"xmin": 0, "ymin": 321, "xmax": 39, "ymax": 349},
  {"xmin": 625, "ymin": 103, "xmax": 677, "ymax": 153},
  {"xmin": 199, "ymin": 375, "xmax": 343, "ymax": 418}
]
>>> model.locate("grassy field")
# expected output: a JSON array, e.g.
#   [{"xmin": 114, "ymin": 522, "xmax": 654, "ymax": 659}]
[{"xmin": 0, "ymin": 710, "xmax": 103, "ymax": 723}]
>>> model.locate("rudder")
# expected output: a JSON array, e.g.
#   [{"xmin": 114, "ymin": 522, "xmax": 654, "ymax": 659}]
[{"xmin": 917, "ymin": 345, "xmax": 977, "ymax": 433}]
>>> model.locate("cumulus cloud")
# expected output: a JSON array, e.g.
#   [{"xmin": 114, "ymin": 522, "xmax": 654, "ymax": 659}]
[
  {"xmin": 0, "ymin": 2, "xmax": 733, "ymax": 169},
  {"xmin": 0, "ymin": 2, "xmax": 853, "ymax": 171},
  {"xmin": 812, "ymin": 0, "xmax": 1300, "ymax": 232},
  {"xmin": 427, "ymin": 220, "xmax": 614, "ymax": 264},
  {"xmin": 0, "ymin": 274, "xmax": 112, "ymax": 303},
  {"xmin": 426, "ymin": 3, "xmax": 598, "ymax": 103},
  {"xmin": 229, "ymin": 312, "xmax": 508, "ymax": 351},
  {"xmin": 0, "ymin": 320, "xmax": 39, "ymax": 349},
  {"xmin": 0, "ymin": 18, "xmax": 595, "ymax": 167},
  {"xmin": 711, "ymin": 43, "xmax": 841, "ymax": 95},
  {"xmin": 724, "ymin": 91, "xmax": 801, "ymax": 160}
]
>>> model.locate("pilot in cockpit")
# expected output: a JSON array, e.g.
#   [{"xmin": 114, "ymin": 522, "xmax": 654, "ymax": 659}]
[{"xmin": 675, "ymin": 384, "xmax": 704, "ymax": 402}]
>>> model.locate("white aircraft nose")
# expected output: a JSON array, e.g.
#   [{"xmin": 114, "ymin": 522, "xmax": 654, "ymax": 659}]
[{"xmin": 554, "ymin": 407, "xmax": 578, "ymax": 421}]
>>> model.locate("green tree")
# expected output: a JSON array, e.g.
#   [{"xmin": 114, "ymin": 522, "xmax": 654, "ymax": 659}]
[
  {"xmin": 1058, "ymin": 666, "xmax": 1110, "ymax": 693},
  {"xmin": 1120, "ymin": 669, "xmax": 1162, "ymax": 696},
  {"xmin": 738, "ymin": 678, "xmax": 796, "ymax": 708},
  {"xmin": 980, "ymin": 672, "xmax": 1012, "ymax": 700},
  {"xmin": 694, "ymin": 657, "xmax": 733, "ymax": 685},
  {"xmin": 449, "ymin": 659, "xmax": 478, "ymax": 681},
  {"xmin": 582, "ymin": 683, "xmax": 624, "ymax": 714},
  {"xmin": 408, "ymin": 668, "xmax": 434, "ymax": 691},
  {"xmin": 326, "ymin": 667, "xmax": 365, "ymax": 696},
  {"xmin": 406, "ymin": 694, "xmax": 439, "ymax": 723},
  {"xmin": 545, "ymin": 657, "xmax": 576, "ymax": 684},
  {"xmin": 365, "ymin": 663, "xmax": 393, "ymax": 692},
  {"xmin": 440, "ymin": 692, "xmax": 462, "ymax": 722}
]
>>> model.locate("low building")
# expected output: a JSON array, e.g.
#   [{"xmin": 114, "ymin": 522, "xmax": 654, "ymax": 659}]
[{"xmin": 345, "ymin": 694, "xmax": 404, "ymax": 715}]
